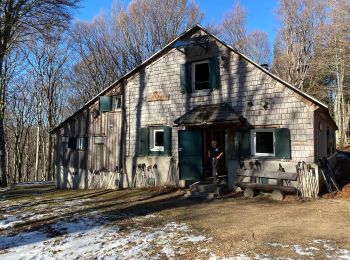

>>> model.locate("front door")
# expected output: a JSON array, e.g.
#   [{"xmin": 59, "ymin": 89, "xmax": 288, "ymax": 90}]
[{"xmin": 178, "ymin": 130, "xmax": 203, "ymax": 180}]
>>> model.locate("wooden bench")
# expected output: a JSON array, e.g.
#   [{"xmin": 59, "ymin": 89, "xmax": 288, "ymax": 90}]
[{"xmin": 236, "ymin": 169, "xmax": 298, "ymax": 200}]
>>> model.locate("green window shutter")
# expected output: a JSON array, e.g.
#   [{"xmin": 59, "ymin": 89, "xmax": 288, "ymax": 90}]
[
  {"xmin": 140, "ymin": 128, "xmax": 149, "ymax": 156},
  {"xmin": 209, "ymin": 57, "xmax": 220, "ymax": 90},
  {"xmin": 99, "ymin": 96, "xmax": 112, "ymax": 112},
  {"xmin": 236, "ymin": 130, "xmax": 251, "ymax": 158},
  {"xmin": 275, "ymin": 128, "xmax": 291, "ymax": 159},
  {"xmin": 163, "ymin": 126, "xmax": 172, "ymax": 156},
  {"xmin": 180, "ymin": 63, "xmax": 192, "ymax": 93},
  {"xmin": 68, "ymin": 138, "xmax": 76, "ymax": 149}
]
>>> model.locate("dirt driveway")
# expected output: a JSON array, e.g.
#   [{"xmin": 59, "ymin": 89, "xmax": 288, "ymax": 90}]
[{"xmin": 0, "ymin": 184, "xmax": 350, "ymax": 259}]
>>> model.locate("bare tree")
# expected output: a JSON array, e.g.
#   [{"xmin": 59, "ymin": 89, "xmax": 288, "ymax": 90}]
[
  {"xmin": 217, "ymin": 1, "xmax": 271, "ymax": 65},
  {"xmin": 5, "ymin": 85, "xmax": 34, "ymax": 183},
  {"xmin": 69, "ymin": 0, "xmax": 203, "ymax": 106},
  {"xmin": 246, "ymin": 30, "xmax": 271, "ymax": 65},
  {"xmin": 218, "ymin": 0, "xmax": 247, "ymax": 53},
  {"xmin": 69, "ymin": 13, "xmax": 125, "ymax": 108},
  {"xmin": 116, "ymin": 0, "xmax": 203, "ymax": 68},
  {"xmin": 272, "ymin": 0, "xmax": 327, "ymax": 91},
  {"xmin": 313, "ymin": 0, "xmax": 350, "ymax": 145},
  {"xmin": 0, "ymin": 0, "xmax": 80, "ymax": 186},
  {"xmin": 24, "ymin": 29, "xmax": 71, "ymax": 181}
]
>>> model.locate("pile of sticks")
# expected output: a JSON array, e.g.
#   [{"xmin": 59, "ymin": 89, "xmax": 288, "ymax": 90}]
[
  {"xmin": 132, "ymin": 163, "xmax": 156, "ymax": 188},
  {"xmin": 319, "ymin": 157, "xmax": 339, "ymax": 193},
  {"xmin": 296, "ymin": 162, "xmax": 318, "ymax": 199}
]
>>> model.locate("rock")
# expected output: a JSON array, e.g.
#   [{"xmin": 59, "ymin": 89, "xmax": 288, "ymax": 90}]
[
  {"xmin": 244, "ymin": 187, "xmax": 255, "ymax": 198},
  {"xmin": 271, "ymin": 190, "xmax": 284, "ymax": 201}
]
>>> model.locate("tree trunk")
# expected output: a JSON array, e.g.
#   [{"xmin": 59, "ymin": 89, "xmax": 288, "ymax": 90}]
[
  {"xmin": 47, "ymin": 133, "xmax": 53, "ymax": 181},
  {"xmin": 35, "ymin": 125, "xmax": 40, "ymax": 181},
  {"xmin": 0, "ymin": 118, "xmax": 7, "ymax": 187},
  {"xmin": 0, "ymin": 52, "xmax": 7, "ymax": 187}
]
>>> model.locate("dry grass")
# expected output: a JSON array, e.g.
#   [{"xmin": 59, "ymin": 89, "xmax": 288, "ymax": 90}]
[{"xmin": 1, "ymin": 183, "xmax": 350, "ymax": 258}]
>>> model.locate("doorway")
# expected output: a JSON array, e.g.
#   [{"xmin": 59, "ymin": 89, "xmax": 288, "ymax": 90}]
[
  {"xmin": 178, "ymin": 128, "xmax": 227, "ymax": 181},
  {"xmin": 203, "ymin": 128, "xmax": 227, "ymax": 179}
]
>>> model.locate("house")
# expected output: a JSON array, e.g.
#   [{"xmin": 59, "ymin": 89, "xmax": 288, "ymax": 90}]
[{"xmin": 50, "ymin": 24, "xmax": 337, "ymax": 196}]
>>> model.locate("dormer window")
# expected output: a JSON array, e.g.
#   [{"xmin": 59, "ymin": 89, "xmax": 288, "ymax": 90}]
[{"xmin": 192, "ymin": 60, "xmax": 210, "ymax": 91}]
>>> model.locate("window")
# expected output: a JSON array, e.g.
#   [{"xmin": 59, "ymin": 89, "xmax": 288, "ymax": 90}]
[
  {"xmin": 180, "ymin": 57, "xmax": 219, "ymax": 94},
  {"xmin": 99, "ymin": 95, "xmax": 122, "ymax": 112},
  {"xmin": 251, "ymin": 129, "xmax": 275, "ymax": 157},
  {"xmin": 68, "ymin": 137, "xmax": 88, "ymax": 150},
  {"xmin": 150, "ymin": 128, "xmax": 164, "ymax": 152},
  {"xmin": 77, "ymin": 137, "xmax": 88, "ymax": 151},
  {"xmin": 192, "ymin": 60, "xmax": 210, "ymax": 91},
  {"xmin": 111, "ymin": 95, "xmax": 122, "ymax": 111},
  {"xmin": 140, "ymin": 126, "xmax": 172, "ymax": 156}
]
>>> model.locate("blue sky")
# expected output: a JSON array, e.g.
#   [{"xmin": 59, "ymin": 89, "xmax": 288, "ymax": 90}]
[{"xmin": 74, "ymin": 0, "xmax": 279, "ymax": 43}]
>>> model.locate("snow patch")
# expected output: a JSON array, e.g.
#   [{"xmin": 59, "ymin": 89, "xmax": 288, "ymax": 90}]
[
  {"xmin": 0, "ymin": 216, "xmax": 24, "ymax": 229},
  {"xmin": 0, "ymin": 216, "xmax": 213, "ymax": 259},
  {"xmin": 293, "ymin": 245, "xmax": 319, "ymax": 256},
  {"xmin": 267, "ymin": 242, "xmax": 289, "ymax": 248},
  {"xmin": 337, "ymin": 249, "xmax": 350, "ymax": 259}
]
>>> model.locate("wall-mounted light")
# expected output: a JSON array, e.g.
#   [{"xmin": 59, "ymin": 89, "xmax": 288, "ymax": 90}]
[{"xmin": 262, "ymin": 101, "xmax": 269, "ymax": 110}]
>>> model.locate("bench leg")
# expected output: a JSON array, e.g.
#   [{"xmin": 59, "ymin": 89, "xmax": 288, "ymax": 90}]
[
  {"xmin": 244, "ymin": 187, "xmax": 256, "ymax": 198},
  {"xmin": 271, "ymin": 190, "xmax": 284, "ymax": 201}
]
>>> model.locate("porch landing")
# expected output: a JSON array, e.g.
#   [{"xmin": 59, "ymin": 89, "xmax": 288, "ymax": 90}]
[{"xmin": 184, "ymin": 181, "xmax": 229, "ymax": 200}]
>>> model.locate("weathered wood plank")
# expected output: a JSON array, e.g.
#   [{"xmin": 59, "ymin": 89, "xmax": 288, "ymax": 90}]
[
  {"xmin": 236, "ymin": 169, "xmax": 297, "ymax": 180},
  {"xmin": 236, "ymin": 182, "xmax": 297, "ymax": 193}
]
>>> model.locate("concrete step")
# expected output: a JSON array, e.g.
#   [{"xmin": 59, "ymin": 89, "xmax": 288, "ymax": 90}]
[
  {"xmin": 191, "ymin": 184, "xmax": 221, "ymax": 193},
  {"xmin": 190, "ymin": 182, "xmax": 228, "ymax": 194},
  {"xmin": 185, "ymin": 190, "xmax": 219, "ymax": 200}
]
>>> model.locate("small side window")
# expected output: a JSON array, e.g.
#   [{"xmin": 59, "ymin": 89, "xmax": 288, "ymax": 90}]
[
  {"xmin": 111, "ymin": 95, "xmax": 122, "ymax": 111},
  {"xmin": 77, "ymin": 137, "xmax": 88, "ymax": 151}
]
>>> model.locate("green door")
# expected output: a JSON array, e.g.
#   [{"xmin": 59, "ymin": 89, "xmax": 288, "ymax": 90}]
[{"xmin": 179, "ymin": 130, "xmax": 203, "ymax": 180}]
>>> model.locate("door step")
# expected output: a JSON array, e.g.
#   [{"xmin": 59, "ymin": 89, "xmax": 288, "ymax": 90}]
[
  {"xmin": 184, "ymin": 190, "xmax": 219, "ymax": 200},
  {"xmin": 184, "ymin": 181, "xmax": 228, "ymax": 200}
]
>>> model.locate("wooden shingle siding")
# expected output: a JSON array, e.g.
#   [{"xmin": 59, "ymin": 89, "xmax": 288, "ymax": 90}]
[{"xmin": 124, "ymin": 32, "xmax": 316, "ymax": 162}]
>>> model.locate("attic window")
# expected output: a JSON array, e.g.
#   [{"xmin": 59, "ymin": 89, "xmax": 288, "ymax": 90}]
[{"xmin": 192, "ymin": 60, "xmax": 210, "ymax": 91}]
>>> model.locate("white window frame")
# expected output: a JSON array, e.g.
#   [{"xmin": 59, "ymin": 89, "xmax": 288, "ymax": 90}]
[
  {"xmin": 150, "ymin": 128, "xmax": 164, "ymax": 152},
  {"xmin": 251, "ymin": 129, "xmax": 275, "ymax": 157},
  {"xmin": 191, "ymin": 60, "xmax": 210, "ymax": 92}
]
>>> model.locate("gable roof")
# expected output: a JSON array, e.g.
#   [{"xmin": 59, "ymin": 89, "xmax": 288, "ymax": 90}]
[{"xmin": 50, "ymin": 24, "xmax": 331, "ymax": 133}]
